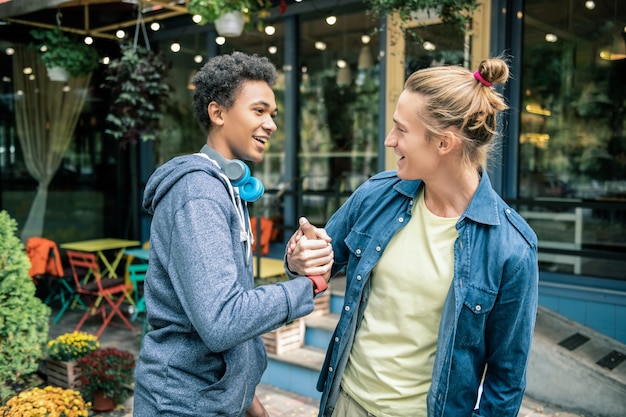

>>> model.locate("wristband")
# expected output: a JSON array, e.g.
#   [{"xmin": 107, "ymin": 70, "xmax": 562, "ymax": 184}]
[{"xmin": 306, "ymin": 274, "xmax": 328, "ymax": 296}]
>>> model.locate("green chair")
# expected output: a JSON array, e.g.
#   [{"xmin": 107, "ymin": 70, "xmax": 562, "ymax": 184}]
[{"xmin": 127, "ymin": 263, "xmax": 149, "ymax": 339}]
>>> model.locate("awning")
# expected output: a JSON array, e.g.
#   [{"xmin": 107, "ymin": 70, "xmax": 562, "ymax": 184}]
[
  {"xmin": 0, "ymin": 1, "xmax": 189, "ymax": 40},
  {"xmin": 0, "ymin": 0, "xmax": 71, "ymax": 19}
]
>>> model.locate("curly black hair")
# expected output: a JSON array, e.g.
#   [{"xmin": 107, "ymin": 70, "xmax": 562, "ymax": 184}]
[{"xmin": 191, "ymin": 52, "xmax": 278, "ymax": 133}]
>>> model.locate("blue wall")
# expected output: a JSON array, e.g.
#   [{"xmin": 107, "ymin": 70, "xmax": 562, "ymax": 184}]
[{"xmin": 539, "ymin": 273, "xmax": 626, "ymax": 344}]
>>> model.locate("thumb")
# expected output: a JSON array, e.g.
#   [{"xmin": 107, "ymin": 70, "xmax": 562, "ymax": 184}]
[{"xmin": 299, "ymin": 217, "xmax": 316, "ymax": 239}]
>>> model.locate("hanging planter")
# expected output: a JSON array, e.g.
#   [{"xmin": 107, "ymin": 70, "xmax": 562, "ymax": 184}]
[
  {"xmin": 45, "ymin": 66, "xmax": 70, "ymax": 82},
  {"xmin": 215, "ymin": 11, "xmax": 246, "ymax": 37},
  {"xmin": 30, "ymin": 27, "xmax": 100, "ymax": 80},
  {"xmin": 186, "ymin": 0, "xmax": 272, "ymax": 35}
]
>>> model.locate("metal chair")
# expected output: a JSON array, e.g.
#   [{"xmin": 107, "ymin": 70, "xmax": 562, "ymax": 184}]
[
  {"xmin": 66, "ymin": 250, "xmax": 135, "ymax": 338},
  {"xmin": 127, "ymin": 263, "xmax": 149, "ymax": 340}
]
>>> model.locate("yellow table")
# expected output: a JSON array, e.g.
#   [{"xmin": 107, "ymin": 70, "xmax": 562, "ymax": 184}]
[
  {"xmin": 253, "ymin": 256, "xmax": 287, "ymax": 280},
  {"xmin": 61, "ymin": 238, "xmax": 140, "ymax": 278}
]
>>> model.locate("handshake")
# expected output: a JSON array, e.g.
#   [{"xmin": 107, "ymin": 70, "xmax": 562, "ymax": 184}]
[{"xmin": 286, "ymin": 217, "xmax": 334, "ymax": 284}]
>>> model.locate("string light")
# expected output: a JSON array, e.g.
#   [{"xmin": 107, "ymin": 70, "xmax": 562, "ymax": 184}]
[
  {"xmin": 170, "ymin": 42, "xmax": 181, "ymax": 52},
  {"xmin": 326, "ymin": 16, "xmax": 337, "ymax": 25},
  {"xmin": 151, "ymin": 22, "xmax": 160, "ymax": 31}
]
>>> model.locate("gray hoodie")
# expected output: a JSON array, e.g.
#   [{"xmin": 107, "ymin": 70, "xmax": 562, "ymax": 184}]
[{"xmin": 133, "ymin": 153, "xmax": 314, "ymax": 416}]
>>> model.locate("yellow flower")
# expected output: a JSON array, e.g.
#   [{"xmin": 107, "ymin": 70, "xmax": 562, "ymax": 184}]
[
  {"xmin": 47, "ymin": 331, "xmax": 99, "ymax": 362},
  {"xmin": 0, "ymin": 386, "xmax": 88, "ymax": 417}
]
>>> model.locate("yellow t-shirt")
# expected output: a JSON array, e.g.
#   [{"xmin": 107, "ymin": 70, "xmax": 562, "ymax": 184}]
[{"xmin": 341, "ymin": 189, "xmax": 458, "ymax": 417}]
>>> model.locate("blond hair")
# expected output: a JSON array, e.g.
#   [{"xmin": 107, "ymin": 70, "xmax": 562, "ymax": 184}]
[{"xmin": 404, "ymin": 57, "xmax": 510, "ymax": 168}]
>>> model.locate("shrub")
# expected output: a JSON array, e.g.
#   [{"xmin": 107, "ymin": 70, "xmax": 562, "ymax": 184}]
[
  {"xmin": 0, "ymin": 211, "xmax": 51, "ymax": 402},
  {"xmin": 47, "ymin": 332, "xmax": 100, "ymax": 362},
  {"xmin": 0, "ymin": 385, "xmax": 88, "ymax": 417}
]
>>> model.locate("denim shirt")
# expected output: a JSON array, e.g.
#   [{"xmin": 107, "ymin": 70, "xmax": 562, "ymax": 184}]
[{"xmin": 316, "ymin": 170, "xmax": 538, "ymax": 417}]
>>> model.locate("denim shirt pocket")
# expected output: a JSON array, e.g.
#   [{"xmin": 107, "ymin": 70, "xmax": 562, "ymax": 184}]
[
  {"xmin": 344, "ymin": 229, "xmax": 371, "ymax": 271},
  {"xmin": 455, "ymin": 285, "xmax": 498, "ymax": 347}
]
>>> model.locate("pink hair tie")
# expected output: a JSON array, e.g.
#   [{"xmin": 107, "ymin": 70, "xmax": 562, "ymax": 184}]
[{"xmin": 473, "ymin": 71, "xmax": 492, "ymax": 87}]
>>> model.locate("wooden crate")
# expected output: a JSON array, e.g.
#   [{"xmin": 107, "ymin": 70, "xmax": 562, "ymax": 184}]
[
  {"xmin": 307, "ymin": 289, "xmax": 331, "ymax": 317},
  {"xmin": 46, "ymin": 359, "xmax": 77, "ymax": 388},
  {"xmin": 262, "ymin": 319, "xmax": 304, "ymax": 355}
]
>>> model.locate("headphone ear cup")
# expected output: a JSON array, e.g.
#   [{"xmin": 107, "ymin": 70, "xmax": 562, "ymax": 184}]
[
  {"xmin": 239, "ymin": 177, "xmax": 265, "ymax": 202},
  {"xmin": 227, "ymin": 161, "xmax": 251, "ymax": 187}
]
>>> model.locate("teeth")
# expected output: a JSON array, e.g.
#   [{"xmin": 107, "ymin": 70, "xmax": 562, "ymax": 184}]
[{"xmin": 254, "ymin": 137, "xmax": 267, "ymax": 144}]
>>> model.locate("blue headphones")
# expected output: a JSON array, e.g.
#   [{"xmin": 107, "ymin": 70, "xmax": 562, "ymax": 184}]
[{"xmin": 200, "ymin": 145, "xmax": 265, "ymax": 202}]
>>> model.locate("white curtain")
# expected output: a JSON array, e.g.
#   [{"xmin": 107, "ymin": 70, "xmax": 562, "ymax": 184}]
[{"xmin": 12, "ymin": 44, "xmax": 92, "ymax": 242}]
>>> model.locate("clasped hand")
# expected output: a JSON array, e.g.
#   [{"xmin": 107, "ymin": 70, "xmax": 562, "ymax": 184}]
[{"xmin": 286, "ymin": 217, "xmax": 334, "ymax": 281}]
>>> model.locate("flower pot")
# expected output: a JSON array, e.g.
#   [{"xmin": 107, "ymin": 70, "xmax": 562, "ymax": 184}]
[
  {"xmin": 46, "ymin": 66, "xmax": 70, "ymax": 82},
  {"xmin": 45, "ymin": 359, "xmax": 76, "ymax": 388},
  {"xmin": 214, "ymin": 11, "xmax": 246, "ymax": 37},
  {"xmin": 91, "ymin": 390, "xmax": 116, "ymax": 412}
]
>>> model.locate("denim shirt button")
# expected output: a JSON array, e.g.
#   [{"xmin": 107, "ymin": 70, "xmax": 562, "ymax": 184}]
[
  {"xmin": 376, "ymin": 246, "xmax": 381, "ymax": 252},
  {"xmin": 335, "ymin": 337, "xmax": 339, "ymax": 342},
  {"xmin": 399, "ymin": 217, "xmax": 404, "ymax": 223},
  {"xmin": 344, "ymin": 306, "xmax": 350, "ymax": 311},
  {"xmin": 356, "ymin": 275, "xmax": 362, "ymax": 281},
  {"xmin": 475, "ymin": 304, "xmax": 482, "ymax": 311},
  {"xmin": 506, "ymin": 208, "xmax": 511, "ymax": 214},
  {"xmin": 356, "ymin": 248, "xmax": 362, "ymax": 255},
  {"xmin": 329, "ymin": 367, "xmax": 333, "ymax": 373}
]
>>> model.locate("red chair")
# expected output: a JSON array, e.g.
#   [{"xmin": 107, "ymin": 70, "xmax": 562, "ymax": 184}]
[{"xmin": 66, "ymin": 250, "xmax": 135, "ymax": 338}]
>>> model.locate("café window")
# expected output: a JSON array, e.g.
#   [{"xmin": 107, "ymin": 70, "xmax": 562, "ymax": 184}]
[{"xmin": 519, "ymin": 0, "xmax": 626, "ymax": 279}]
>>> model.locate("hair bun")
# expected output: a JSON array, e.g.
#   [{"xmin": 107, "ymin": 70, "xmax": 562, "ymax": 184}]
[{"xmin": 476, "ymin": 57, "xmax": 510, "ymax": 86}]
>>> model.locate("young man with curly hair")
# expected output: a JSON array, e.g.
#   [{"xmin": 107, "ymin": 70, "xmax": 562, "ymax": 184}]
[{"xmin": 133, "ymin": 52, "xmax": 333, "ymax": 417}]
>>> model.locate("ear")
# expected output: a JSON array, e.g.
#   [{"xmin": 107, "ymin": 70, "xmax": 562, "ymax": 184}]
[
  {"xmin": 208, "ymin": 101, "xmax": 225, "ymax": 127},
  {"xmin": 437, "ymin": 131, "xmax": 458, "ymax": 155}
]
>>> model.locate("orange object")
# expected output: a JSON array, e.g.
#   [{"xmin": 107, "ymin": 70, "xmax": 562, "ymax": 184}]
[
  {"xmin": 250, "ymin": 216, "xmax": 274, "ymax": 256},
  {"xmin": 26, "ymin": 237, "xmax": 64, "ymax": 278}
]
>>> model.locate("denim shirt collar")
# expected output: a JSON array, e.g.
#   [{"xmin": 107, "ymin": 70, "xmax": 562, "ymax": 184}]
[{"xmin": 394, "ymin": 169, "xmax": 500, "ymax": 226}]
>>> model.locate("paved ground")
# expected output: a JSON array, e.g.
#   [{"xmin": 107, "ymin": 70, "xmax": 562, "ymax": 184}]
[{"xmin": 47, "ymin": 305, "xmax": 587, "ymax": 417}]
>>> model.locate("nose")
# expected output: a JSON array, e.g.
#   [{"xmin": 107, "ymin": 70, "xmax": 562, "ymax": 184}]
[
  {"xmin": 383, "ymin": 129, "xmax": 396, "ymax": 147},
  {"xmin": 263, "ymin": 115, "xmax": 277, "ymax": 133}
]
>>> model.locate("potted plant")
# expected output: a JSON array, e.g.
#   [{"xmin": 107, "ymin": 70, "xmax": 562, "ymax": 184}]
[
  {"xmin": 0, "ymin": 385, "xmax": 89, "ymax": 417},
  {"xmin": 364, "ymin": 0, "xmax": 480, "ymax": 35},
  {"xmin": 30, "ymin": 27, "xmax": 100, "ymax": 81},
  {"xmin": 187, "ymin": 0, "xmax": 272, "ymax": 36},
  {"xmin": 45, "ymin": 331, "xmax": 100, "ymax": 389},
  {"xmin": 74, "ymin": 347, "xmax": 136, "ymax": 411},
  {"xmin": 101, "ymin": 43, "xmax": 172, "ymax": 144}
]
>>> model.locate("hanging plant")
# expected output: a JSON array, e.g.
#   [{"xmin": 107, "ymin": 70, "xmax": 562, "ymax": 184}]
[
  {"xmin": 30, "ymin": 27, "xmax": 100, "ymax": 79},
  {"xmin": 364, "ymin": 0, "xmax": 480, "ymax": 35},
  {"xmin": 187, "ymin": 0, "xmax": 272, "ymax": 34},
  {"xmin": 101, "ymin": 43, "xmax": 172, "ymax": 144}
]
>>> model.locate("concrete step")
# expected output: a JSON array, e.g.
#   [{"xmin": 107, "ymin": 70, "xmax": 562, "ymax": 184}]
[
  {"xmin": 304, "ymin": 313, "xmax": 338, "ymax": 350},
  {"xmin": 262, "ymin": 346, "xmax": 325, "ymax": 399},
  {"xmin": 526, "ymin": 306, "xmax": 626, "ymax": 417}
]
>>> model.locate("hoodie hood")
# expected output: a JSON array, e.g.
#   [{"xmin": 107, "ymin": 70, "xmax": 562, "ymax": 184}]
[{"xmin": 143, "ymin": 153, "xmax": 226, "ymax": 215}]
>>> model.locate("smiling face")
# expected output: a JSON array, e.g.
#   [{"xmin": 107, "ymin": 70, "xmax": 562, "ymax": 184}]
[
  {"xmin": 209, "ymin": 80, "xmax": 278, "ymax": 163},
  {"xmin": 384, "ymin": 90, "xmax": 441, "ymax": 180}
]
